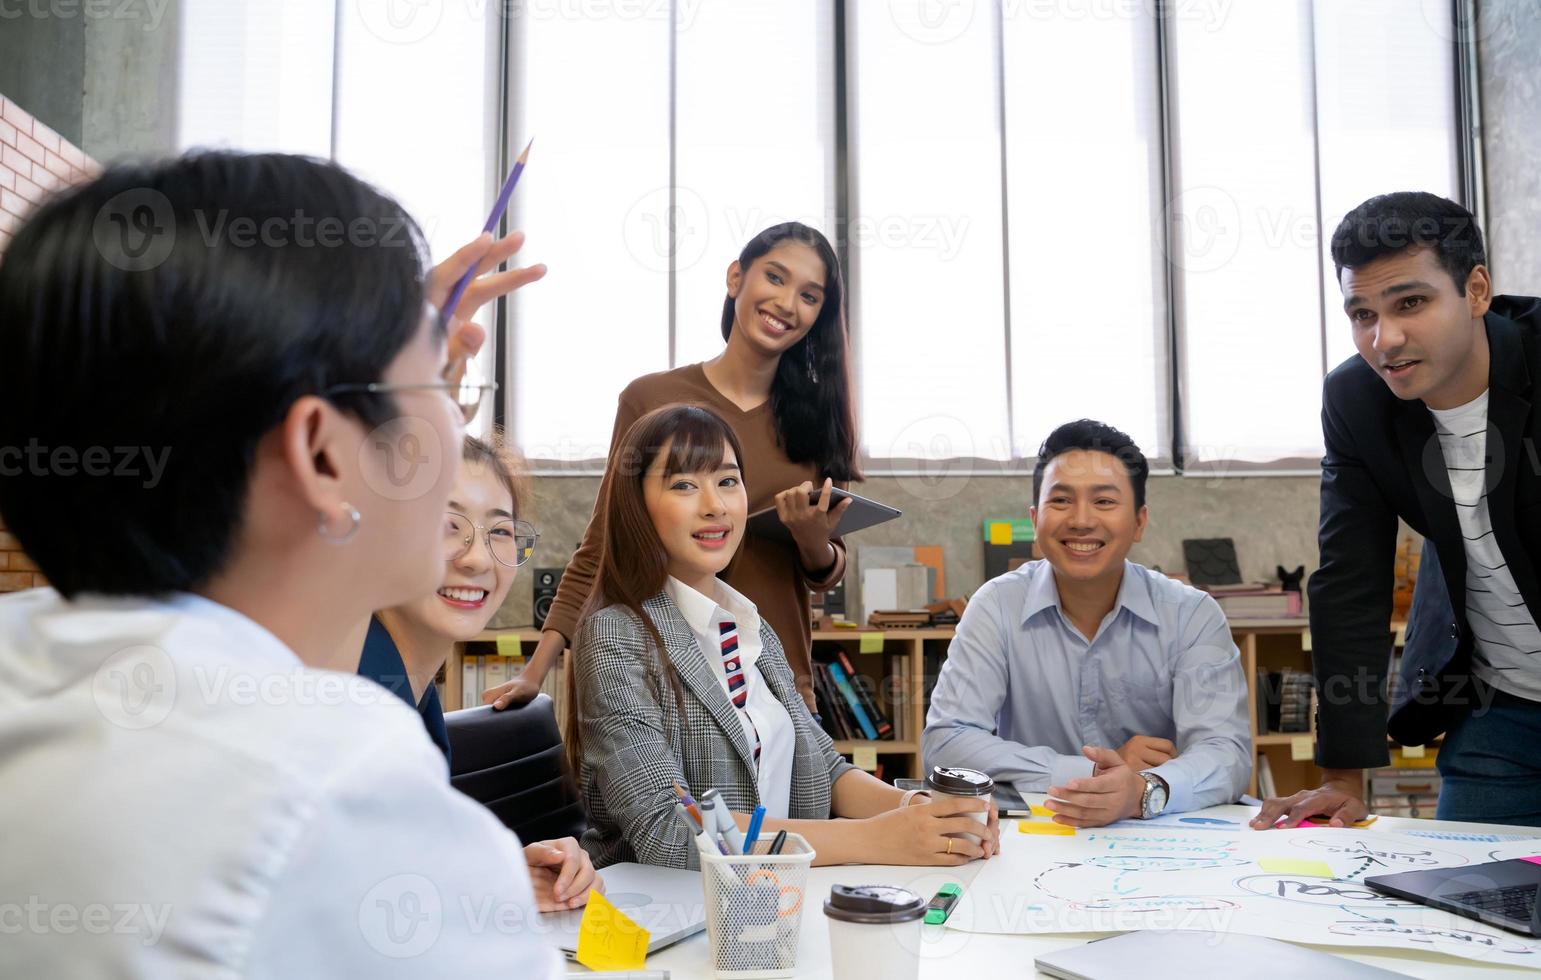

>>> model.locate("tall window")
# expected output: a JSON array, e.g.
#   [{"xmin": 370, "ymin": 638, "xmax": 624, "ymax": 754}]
[
  {"xmin": 506, "ymin": 5, "xmax": 671, "ymax": 460},
  {"xmin": 1172, "ymin": 0, "xmax": 1461, "ymax": 468},
  {"xmin": 178, "ymin": 0, "xmax": 502, "ymax": 433},
  {"xmin": 1167, "ymin": 1, "xmax": 1326, "ymax": 467},
  {"xmin": 673, "ymin": 0, "xmax": 837, "ymax": 368},
  {"xmin": 847, "ymin": 3, "xmax": 1010, "ymax": 464},
  {"xmin": 1000, "ymin": 3, "xmax": 1167, "ymax": 463},
  {"xmin": 181, "ymin": 0, "xmax": 1469, "ymax": 470}
]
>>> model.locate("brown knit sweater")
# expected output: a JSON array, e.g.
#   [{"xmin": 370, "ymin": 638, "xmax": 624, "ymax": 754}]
[{"xmin": 543, "ymin": 363, "xmax": 847, "ymax": 710}]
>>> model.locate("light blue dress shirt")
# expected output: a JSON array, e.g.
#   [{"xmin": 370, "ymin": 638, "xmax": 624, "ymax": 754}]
[{"xmin": 922, "ymin": 559, "xmax": 1251, "ymax": 813}]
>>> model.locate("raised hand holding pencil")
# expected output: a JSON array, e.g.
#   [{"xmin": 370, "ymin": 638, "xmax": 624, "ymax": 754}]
[{"xmin": 426, "ymin": 139, "xmax": 542, "ymax": 385}]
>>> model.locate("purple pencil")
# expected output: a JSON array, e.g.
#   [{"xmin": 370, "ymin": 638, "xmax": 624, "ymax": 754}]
[{"xmin": 440, "ymin": 137, "xmax": 533, "ymax": 326}]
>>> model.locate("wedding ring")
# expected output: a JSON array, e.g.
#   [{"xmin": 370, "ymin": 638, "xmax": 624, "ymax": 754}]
[{"xmin": 946, "ymin": 838, "xmax": 954, "ymax": 855}]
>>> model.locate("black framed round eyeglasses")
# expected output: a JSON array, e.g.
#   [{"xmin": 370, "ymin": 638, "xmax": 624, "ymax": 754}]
[
  {"xmin": 324, "ymin": 380, "xmax": 498, "ymax": 425},
  {"xmin": 443, "ymin": 512, "xmax": 539, "ymax": 568}
]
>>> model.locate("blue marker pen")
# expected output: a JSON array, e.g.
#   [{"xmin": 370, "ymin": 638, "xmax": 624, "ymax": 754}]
[{"xmin": 743, "ymin": 804, "xmax": 767, "ymax": 855}]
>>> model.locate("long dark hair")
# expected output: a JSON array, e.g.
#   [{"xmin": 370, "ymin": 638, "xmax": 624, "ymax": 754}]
[
  {"xmin": 564, "ymin": 404, "xmax": 748, "ymax": 776},
  {"xmin": 720, "ymin": 222, "xmax": 863, "ymax": 481}
]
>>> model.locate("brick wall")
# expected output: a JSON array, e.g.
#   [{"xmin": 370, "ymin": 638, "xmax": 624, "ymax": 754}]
[{"xmin": 0, "ymin": 94, "xmax": 97, "ymax": 593}]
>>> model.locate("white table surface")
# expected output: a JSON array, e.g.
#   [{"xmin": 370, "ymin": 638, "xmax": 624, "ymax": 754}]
[{"xmin": 568, "ymin": 802, "xmax": 1541, "ymax": 978}]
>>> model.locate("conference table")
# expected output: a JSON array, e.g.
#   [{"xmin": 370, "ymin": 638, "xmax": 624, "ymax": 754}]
[{"xmin": 568, "ymin": 799, "xmax": 1541, "ymax": 978}]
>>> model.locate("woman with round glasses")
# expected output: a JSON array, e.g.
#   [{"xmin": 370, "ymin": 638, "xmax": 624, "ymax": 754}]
[{"xmin": 356, "ymin": 429, "xmax": 601, "ymax": 911}]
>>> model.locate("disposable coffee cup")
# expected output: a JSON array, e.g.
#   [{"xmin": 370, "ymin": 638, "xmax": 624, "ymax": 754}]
[
  {"xmin": 824, "ymin": 884, "xmax": 926, "ymax": 980},
  {"xmin": 925, "ymin": 765, "xmax": 993, "ymax": 842}
]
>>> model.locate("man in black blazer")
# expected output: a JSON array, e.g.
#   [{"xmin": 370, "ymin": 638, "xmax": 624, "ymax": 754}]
[{"xmin": 1254, "ymin": 192, "xmax": 1541, "ymax": 829}]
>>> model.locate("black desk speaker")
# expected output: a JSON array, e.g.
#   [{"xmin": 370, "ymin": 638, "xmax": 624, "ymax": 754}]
[{"xmin": 532, "ymin": 567, "xmax": 562, "ymax": 630}]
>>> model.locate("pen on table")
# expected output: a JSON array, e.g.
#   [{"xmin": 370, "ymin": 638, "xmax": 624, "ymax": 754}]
[
  {"xmin": 440, "ymin": 137, "xmax": 532, "ymax": 327},
  {"xmin": 701, "ymin": 789, "xmax": 746, "ymax": 855},
  {"xmin": 767, "ymin": 830, "xmax": 788, "ymax": 855},
  {"xmin": 743, "ymin": 804, "xmax": 767, "ymax": 855}
]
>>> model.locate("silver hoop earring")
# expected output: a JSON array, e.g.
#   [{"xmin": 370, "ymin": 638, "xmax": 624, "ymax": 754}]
[{"xmin": 318, "ymin": 501, "xmax": 361, "ymax": 544}]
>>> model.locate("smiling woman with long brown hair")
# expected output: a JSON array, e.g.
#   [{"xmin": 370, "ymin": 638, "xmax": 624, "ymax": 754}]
[{"xmin": 566, "ymin": 404, "xmax": 999, "ymax": 870}]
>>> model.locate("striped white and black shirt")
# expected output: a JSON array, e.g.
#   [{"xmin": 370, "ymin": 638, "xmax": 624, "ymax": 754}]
[{"xmin": 1431, "ymin": 389, "xmax": 1541, "ymax": 700}]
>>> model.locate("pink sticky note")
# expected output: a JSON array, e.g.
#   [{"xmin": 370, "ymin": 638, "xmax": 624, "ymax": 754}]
[{"xmin": 1521, "ymin": 856, "xmax": 1541, "ymax": 866}]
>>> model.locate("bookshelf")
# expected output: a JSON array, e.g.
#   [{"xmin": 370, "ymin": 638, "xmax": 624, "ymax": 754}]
[
  {"xmin": 808, "ymin": 628, "xmax": 954, "ymax": 780},
  {"xmin": 1234, "ymin": 619, "xmax": 1317, "ymax": 798},
  {"xmin": 446, "ymin": 627, "xmax": 946, "ymax": 781},
  {"xmin": 447, "ymin": 621, "xmax": 1406, "ymax": 799}
]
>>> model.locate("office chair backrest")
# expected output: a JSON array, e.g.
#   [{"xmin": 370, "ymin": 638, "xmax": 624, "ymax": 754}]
[{"xmin": 445, "ymin": 694, "xmax": 586, "ymax": 842}]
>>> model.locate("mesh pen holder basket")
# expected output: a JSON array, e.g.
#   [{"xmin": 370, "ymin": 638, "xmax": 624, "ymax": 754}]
[{"xmin": 699, "ymin": 832, "xmax": 815, "ymax": 978}]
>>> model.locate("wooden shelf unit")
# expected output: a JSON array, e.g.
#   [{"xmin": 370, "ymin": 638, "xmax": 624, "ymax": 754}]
[
  {"xmin": 806, "ymin": 628, "xmax": 952, "ymax": 780},
  {"xmin": 447, "ymin": 627, "xmax": 946, "ymax": 780},
  {"xmin": 1234, "ymin": 619, "xmax": 1317, "ymax": 799}
]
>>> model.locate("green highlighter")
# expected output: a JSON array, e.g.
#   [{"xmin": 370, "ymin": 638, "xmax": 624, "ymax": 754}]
[{"xmin": 923, "ymin": 883, "xmax": 963, "ymax": 925}]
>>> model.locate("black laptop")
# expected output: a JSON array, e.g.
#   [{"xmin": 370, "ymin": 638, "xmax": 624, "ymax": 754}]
[{"xmin": 1365, "ymin": 858, "xmax": 1541, "ymax": 936}]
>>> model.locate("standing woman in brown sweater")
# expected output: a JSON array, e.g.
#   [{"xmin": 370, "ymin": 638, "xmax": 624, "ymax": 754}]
[{"xmin": 487, "ymin": 222, "xmax": 862, "ymax": 712}]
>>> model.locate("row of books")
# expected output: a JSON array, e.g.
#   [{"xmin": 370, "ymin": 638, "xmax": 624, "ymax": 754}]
[
  {"xmin": 449, "ymin": 654, "xmax": 564, "ymax": 715},
  {"xmin": 812, "ymin": 649, "xmax": 900, "ymax": 742},
  {"xmin": 1255, "ymin": 668, "xmax": 1314, "ymax": 734},
  {"xmin": 1203, "ymin": 582, "xmax": 1302, "ymax": 619},
  {"xmin": 1370, "ymin": 746, "xmax": 1441, "ymax": 819}
]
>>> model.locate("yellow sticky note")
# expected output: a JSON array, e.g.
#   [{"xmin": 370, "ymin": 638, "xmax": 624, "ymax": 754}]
[
  {"xmin": 989, "ymin": 522, "xmax": 1013, "ymax": 545},
  {"xmin": 495, "ymin": 634, "xmax": 524, "ymax": 661},
  {"xmin": 1018, "ymin": 820, "xmax": 1075, "ymax": 836},
  {"xmin": 853, "ymin": 746, "xmax": 878, "ymax": 771},
  {"xmin": 1259, "ymin": 858, "xmax": 1335, "ymax": 878},
  {"xmin": 1403, "ymin": 744, "xmax": 1426, "ymax": 759},
  {"xmin": 1290, "ymin": 736, "xmax": 1313, "ymax": 761},
  {"xmin": 859, "ymin": 632, "xmax": 884, "ymax": 654},
  {"xmin": 575, "ymin": 889, "xmax": 650, "ymax": 971},
  {"xmin": 1029, "ymin": 805, "xmax": 1055, "ymax": 818}
]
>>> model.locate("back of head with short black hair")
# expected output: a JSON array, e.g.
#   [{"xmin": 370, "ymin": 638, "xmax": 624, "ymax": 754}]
[
  {"xmin": 1330, "ymin": 191, "xmax": 1486, "ymax": 293},
  {"xmin": 1032, "ymin": 420, "xmax": 1148, "ymax": 511},
  {"xmin": 0, "ymin": 151, "xmax": 430, "ymax": 599}
]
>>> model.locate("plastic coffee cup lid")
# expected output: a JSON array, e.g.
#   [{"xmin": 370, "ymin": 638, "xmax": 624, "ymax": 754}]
[
  {"xmin": 823, "ymin": 885, "xmax": 927, "ymax": 924},
  {"xmin": 925, "ymin": 765, "xmax": 994, "ymax": 796}
]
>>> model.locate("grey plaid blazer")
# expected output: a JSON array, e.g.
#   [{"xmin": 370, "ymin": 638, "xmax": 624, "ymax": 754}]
[{"xmin": 575, "ymin": 592, "xmax": 856, "ymax": 869}]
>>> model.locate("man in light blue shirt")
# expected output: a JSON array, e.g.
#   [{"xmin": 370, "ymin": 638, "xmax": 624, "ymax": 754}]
[{"xmin": 923, "ymin": 420, "xmax": 1251, "ymax": 826}]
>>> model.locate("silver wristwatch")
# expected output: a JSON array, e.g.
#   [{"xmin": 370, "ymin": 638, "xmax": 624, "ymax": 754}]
[{"xmin": 1138, "ymin": 772, "xmax": 1169, "ymax": 820}]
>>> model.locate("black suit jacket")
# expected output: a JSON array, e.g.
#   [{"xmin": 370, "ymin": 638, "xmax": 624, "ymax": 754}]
[{"xmin": 1309, "ymin": 294, "xmax": 1541, "ymax": 768}]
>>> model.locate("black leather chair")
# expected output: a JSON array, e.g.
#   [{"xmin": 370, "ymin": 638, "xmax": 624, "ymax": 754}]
[{"xmin": 445, "ymin": 694, "xmax": 587, "ymax": 843}]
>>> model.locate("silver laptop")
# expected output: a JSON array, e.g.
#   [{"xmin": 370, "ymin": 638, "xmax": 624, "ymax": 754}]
[
  {"xmin": 540, "ymin": 862, "xmax": 706, "ymax": 959},
  {"xmin": 1035, "ymin": 931, "xmax": 1411, "ymax": 979}
]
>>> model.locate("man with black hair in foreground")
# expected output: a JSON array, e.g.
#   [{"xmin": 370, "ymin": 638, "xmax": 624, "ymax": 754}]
[
  {"xmin": 0, "ymin": 152, "xmax": 559, "ymax": 976},
  {"xmin": 1256, "ymin": 192, "xmax": 1541, "ymax": 830},
  {"xmin": 923, "ymin": 420, "xmax": 1250, "ymax": 828}
]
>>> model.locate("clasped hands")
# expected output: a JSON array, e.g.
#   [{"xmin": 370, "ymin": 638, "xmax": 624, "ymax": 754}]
[{"xmin": 1044, "ymin": 735, "xmax": 1177, "ymax": 829}]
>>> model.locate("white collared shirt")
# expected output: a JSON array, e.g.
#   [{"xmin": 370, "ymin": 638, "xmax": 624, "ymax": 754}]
[
  {"xmin": 664, "ymin": 576, "xmax": 795, "ymax": 818},
  {"xmin": 0, "ymin": 588, "xmax": 561, "ymax": 978},
  {"xmin": 923, "ymin": 559, "xmax": 1252, "ymax": 813}
]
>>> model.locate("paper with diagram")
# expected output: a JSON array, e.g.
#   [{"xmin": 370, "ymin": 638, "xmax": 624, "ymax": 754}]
[{"xmin": 950, "ymin": 822, "xmax": 1541, "ymax": 969}]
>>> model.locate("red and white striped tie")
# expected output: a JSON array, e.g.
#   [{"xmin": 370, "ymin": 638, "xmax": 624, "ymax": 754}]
[{"xmin": 719, "ymin": 618, "xmax": 760, "ymax": 764}]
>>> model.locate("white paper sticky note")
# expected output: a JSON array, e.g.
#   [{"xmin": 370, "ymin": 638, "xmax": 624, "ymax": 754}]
[
  {"xmin": 862, "ymin": 567, "xmax": 897, "ymax": 626},
  {"xmin": 1290, "ymin": 736, "xmax": 1313, "ymax": 761},
  {"xmin": 1403, "ymin": 744, "xmax": 1426, "ymax": 759},
  {"xmin": 853, "ymin": 746, "xmax": 878, "ymax": 771}
]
